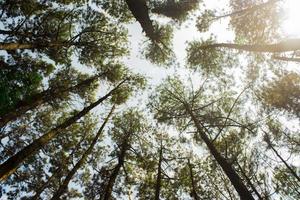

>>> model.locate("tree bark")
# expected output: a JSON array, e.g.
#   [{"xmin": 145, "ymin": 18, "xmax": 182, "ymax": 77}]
[
  {"xmin": 0, "ymin": 74, "xmax": 102, "ymax": 127},
  {"xmin": 187, "ymin": 159, "xmax": 200, "ymax": 200},
  {"xmin": 50, "ymin": 106, "xmax": 115, "ymax": 200},
  {"xmin": 154, "ymin": 140, "xmax": 163, "ymax": 200},
  {"xmin": 0, "ymin": 79, "xmax": 127, "ymax": 181},
  {"xmin": 185, "ymin": 104, "xmax": 255, "ymax": 200},
  {"xmin": 101, "ymin": 130, "xmax": 132, "ymax": 200},
  {"xmin": 201, "ymin": 39, "xmax": 300, "ymax": 53},
  {"xmin": 125, "ymin": 0, "xmax": 156, "ymax": 42}
]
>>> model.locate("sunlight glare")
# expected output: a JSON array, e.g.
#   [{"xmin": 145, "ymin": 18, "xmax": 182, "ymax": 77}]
[{"xmin": 282, "ymin": 0, "xmax": 300, "ymax": 37}]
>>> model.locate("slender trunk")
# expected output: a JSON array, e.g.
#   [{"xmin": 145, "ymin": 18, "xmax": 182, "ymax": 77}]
[
  {"xmin": 50, "ymin": 106, "xmax": 115, "ymax": 200},
  {"xmin": 236, "ymin": 162, "xmax": 263, "ymax": 200},
  {"xmin": 268, "ymin": 142, "xmax": 300, "ymax": 183},
  {"xmin": 201, "ymin": 39, "xmax": 300, "ymax": 53},
  {"xmin": 187, "ymin": 159, "xmax": 200, "ymax": 200},
  {"xmin": 0, "ymin": 74, "xmax": 102, "ymax": 127},
  {"xmin": 214, "ymin": 0, "xmax": 279, "ymax": 21},
  {"xmin": 154, "ymin": 140, "xmax": 163, "ymax": 200},
  {"xmin": 30, "ymin": 120, "xmax": 90, "ymax": 200},
  {"xmin": 272, "ymin": 55, "xmax": 300, "ymax": 62},
  {"xmin": 125, "ymin": 0, "xmax": 156, "ymax": 42},
  {"xmin": 102, "ymin": 131, "xmax": 131, "ymax": 200},
  {"xmin": 0, "ymin": 80, "xmax": 126, "ymax": 181},
  {"xmin": 185, "ymin": 104, "xmax": 255, "ymax": 200}
]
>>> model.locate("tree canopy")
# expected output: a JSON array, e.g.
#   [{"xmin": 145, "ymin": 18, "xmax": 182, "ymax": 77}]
[{"xmin": 0, "ymin": 0, "xmax": 299, "ymax": 199}]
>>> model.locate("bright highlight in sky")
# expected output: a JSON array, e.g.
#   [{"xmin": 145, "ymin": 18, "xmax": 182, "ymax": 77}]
[{"xmin": 282, "ymin": 0, "xmax": 300, "ymax": 36}]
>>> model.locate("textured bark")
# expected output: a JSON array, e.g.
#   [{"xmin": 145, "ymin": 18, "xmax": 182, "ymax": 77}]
[
  {"xmin": 0, "ymin": 74, "xmax": 102, "ymax": 127},
  {"xmin": 0, "ymin": 80, "xmax": 126, "ymax": 181},
  {"xmin": 154, "ymin": 141, "xmax": 163, "ymax": 200},
  {"xmin": 187, "ymin": 159, "xmax": 200, "ymax": 200},
  {"xmin": 185, "ymin": 104, "xmax": 255, "ymax": 200},
  {"xmin": 201, "ymin": 39, "xmax": 300, "ymax": 53},
  {"xmin": 50, "ymin": 106, "xmax": 115, "ymax": 200},
  {"xmin": 125, "ymin": 0, "xmax": 157, "ymax": 42}
]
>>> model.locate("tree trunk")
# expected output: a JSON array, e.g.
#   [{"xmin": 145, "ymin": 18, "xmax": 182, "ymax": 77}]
[
  {"xmin": 185, "ymin": 104, "xmax": 255, "ymax": 200},
  {"xmin": 236, "ymin": 162, "xmax": 263, "ymax": 200},
  {"xmin": 0, "ymin": 74, "xmax": 102, "ymax": 127},
  {"xmin": 0, "ymin": 41, "xmax": 69, "ymax": 50},
  {"xmin": 272, "ymin": 55, "xmax": 300, "ymax": 62},
  {"xmin": 201, "ymin": 39, "xmax": 300, "ymax": 53},
  {"xmin": 125, "ymin": 0, "xmax": 156, "ymax": 42},
  {"xmin": 50, "ymin": 106, "xmax": 115, "ymax": 200},
  {"xmin": 0, "ymin": 80, "xmax": 126, "ymax": 181},
  {"xmin": 31, "ymin": 128, "xmax": 89, "ymax": 200},
  {"xmin": 101, "ymin": 131, "xmax": 132, "ymax": 200},
  {"xmin": 154, "ymin": 140, "xmax": 163, "ymax": 200},
  {"xmin": 187, "ymin": 159, "xmax": 200, "ymax": 200},
  {"xmin": 213, "ymin": 0, "xmax": 279, "ymax": 21},
  {"xmin": 267, "ymin": 140, "xmax": 300, "ymax": 183}
]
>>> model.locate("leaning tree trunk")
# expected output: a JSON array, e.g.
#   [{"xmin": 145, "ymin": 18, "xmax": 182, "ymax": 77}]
[
  {"xmin": 185, "ymin": 104, "xmax": 255, "ymax": 200},
  {"xmin": 187, "ymin": 159, "xmax": 200, "ymax": 200},
  {"xmin": 0, "ymin": 80, "xmax": 127, "ymax": 181},
  {"xmin": 154, "ymin": 140, "xmax": 163, "ymax": 200},
  {"xmin": 0, "ymin": 74, "xmax": 103, "ymax": 127},
  {"xmin": 125, "ymin": 0, "xmax": 157, "ymax": 42},
  {"xmin": 213, "ymin": 0, "xmax": 279, "ymax": 21},
  {"xmin": 50, "ymin": 106, "xmax": 115, "ymax": 200},
  {"xmin": 31, "ymin": 130, "xmax": 89, "ymax": 200},
  {"xmin": 266, "ymin": 138, "xmax": 300, "ymax": 183},
  {"xmin": 0, "ymin": 41, "xmax": 70, "ymax": 50},
  {"xmin": 236, "ymin": 162, "xmax": 263, "ymax": 200},
  {"xmin": 272, "ymin": 55, "xmax": 300, "ymax": 62},
  {"xmin": 201, "ymin": 39, "xmax": 300, "ymax": 53},
  {"xmin": 101, "ymin": 131, "xmax": 132, "ymax": 200}
]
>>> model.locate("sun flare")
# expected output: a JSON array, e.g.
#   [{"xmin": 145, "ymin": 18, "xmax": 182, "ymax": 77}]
[{"xmin": 282, "ymin": 0, "xmax": 300, "ymax": 36}]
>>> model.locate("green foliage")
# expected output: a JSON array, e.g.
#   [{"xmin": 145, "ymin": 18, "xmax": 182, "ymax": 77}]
[
  {"xmin": 143, "ymin": 23, "xmax": 174, "ymax": 66},
  {"xmin": 151, "ymin": 0, "xmax": 201, "ymax": 22},
  {"xmin": 186, "ymin": 37, "xmax": 235, "ymax": 75},
  {"xmin": 260, "ymin": 72, "xmax": 300, "ymax": 117},
  {"xmin": 196, "ymin": 9, "xmax": 216, "ymax": 32}
]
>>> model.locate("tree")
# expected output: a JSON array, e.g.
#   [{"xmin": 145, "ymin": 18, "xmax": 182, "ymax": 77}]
[
  {"xmin": 0, "ymin": 75, "xmax": 144, "ymax": 181},
  {"xmin": 150, "ymin": 77, "xmax": 256, "ymax": 199}
]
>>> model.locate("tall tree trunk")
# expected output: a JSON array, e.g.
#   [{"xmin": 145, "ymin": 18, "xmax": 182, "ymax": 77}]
[
  {"xmin": 187, "ymin": 159, "xmax": 200, "ymax": 200},
  {"xmin": 185, "ymin": 104, "xmax": 255, "ymax": 200},
  {"xmin": 154, "ymin": 140, "xmax": 163, "ymax": 200},
  {"xmin": 31, "ymin": 130, "xmax": 89, "ymax": 200},
  {"xmin": 0, "ymin": 80, "xmax": 127, "ymax": 181},
  {"xmin": 101, "ymin": 131, "xmax": 132, "ymax": 200},
  {"xmin": 0, "ymin": 74, "xmax": 103, "ymax": 127},
  {"xmin": 125, "ymin": 0, "xmax": 156, "ymax": 42},
  {"xmin": 236, "ymin": 162, "xmax": 263, "ymax": 200},
  {"xmin": 50, "ymin": 106, "xmax": 115, "ymax": 200},
  {"xmin": 266, "ymin": 139, "xmax": 300, "ymax": 183},
  {"xmin": 201, "ymin": 39, "xmax": 300, "ymax": 53}
]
